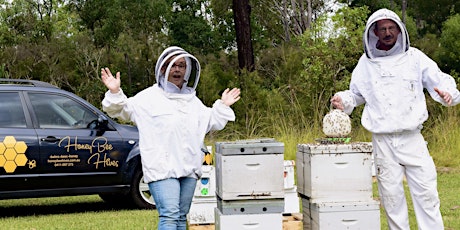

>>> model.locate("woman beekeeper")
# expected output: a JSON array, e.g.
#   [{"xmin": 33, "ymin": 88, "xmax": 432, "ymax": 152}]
[{"xmin": 101, "ymin": 46, "xmax": 240, "ymax": 230}]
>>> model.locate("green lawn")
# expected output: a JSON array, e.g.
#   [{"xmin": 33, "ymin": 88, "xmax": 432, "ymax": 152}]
[{"xmin": 0, "ymin": 169, "xmax": 458, "ymax": 230}]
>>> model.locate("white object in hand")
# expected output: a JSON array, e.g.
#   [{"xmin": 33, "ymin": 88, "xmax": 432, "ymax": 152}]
[{"xmin": 322, "ymin": 109, "xmax": 352, "ymax": 137}]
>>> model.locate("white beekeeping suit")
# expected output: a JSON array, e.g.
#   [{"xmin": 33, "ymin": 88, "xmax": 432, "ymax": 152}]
[
  {"xmin": 333, "ymin": 8, "xmax": 460, "ymax": 230},
  {"xmin": 102, "ymin": 46, "xmax": 236, "ymax": 183}
]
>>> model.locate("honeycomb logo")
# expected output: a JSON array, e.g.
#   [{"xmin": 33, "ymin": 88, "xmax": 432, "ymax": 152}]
[{"xmin": 0, "ymin": 136, "xmax": 28, "ymax": 173}]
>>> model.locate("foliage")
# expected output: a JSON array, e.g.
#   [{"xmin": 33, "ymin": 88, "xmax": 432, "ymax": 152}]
[
  {"xmin": 424, "ymin": 106, "xmax": 460, "ymax": 168},
  {"xmin": 0, "ymin": 1, "xmax": 459, "ymax": 171},
  {"xmin": 437, "ymin": 14, "xmax": 460, "ymax": 74},
  {"xmin": 338, "ymin": 0, "xmax": 393, "ymax": 14},
  {"xmin": 297, "ymin": 6, "xmax": 369, "ymax": 128},
  {"xmin": 412, "ymin": 33, "xmax": 439, "ymax": 60},
  {"xmin": 409, "ymin": 0, "xmax": 460, "ymax": 36},
  {"xmin": 167, "ymin": 0, "xmax": 221, "ymax": 55}
]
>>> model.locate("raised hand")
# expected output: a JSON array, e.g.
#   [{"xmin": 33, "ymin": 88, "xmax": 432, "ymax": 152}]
[
  {"xmin": 101, "ymin": 67, "xmax": 121, "ymax": 94},
  {"xmin": 221, "ymin": 88, "xmax": 241, "ymax": 106}
]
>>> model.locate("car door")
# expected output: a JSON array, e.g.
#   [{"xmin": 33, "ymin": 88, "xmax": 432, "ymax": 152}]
[
  {"xmin": 26, "ymin": 92, "xmax": 131, "ymax": 189},
  {"xmin": 0, "ymin": 92, "xmax": 41, "ymax": 195}
]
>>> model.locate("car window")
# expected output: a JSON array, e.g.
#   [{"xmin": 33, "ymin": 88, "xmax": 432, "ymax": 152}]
[
  {"xmin": 28, "ymin": 93, "xmax": 99, "ymax": 129},
  {"xmin": 0, "ymin": 92, "xmax": 27, "ymax": 128}
]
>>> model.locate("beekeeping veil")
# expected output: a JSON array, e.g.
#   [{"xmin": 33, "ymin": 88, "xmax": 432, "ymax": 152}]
[
  {"xmin": 154, "ymin": 46, "xmax": 201, "ymax": 94},
  {"xmin": 363, "ymin": 8, "xmax": 410, "ymax": 59}
]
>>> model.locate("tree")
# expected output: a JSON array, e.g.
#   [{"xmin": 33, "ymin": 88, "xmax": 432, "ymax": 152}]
[
  {"xmin": 410, "ymin": 0, "xmax": 460, "ymax": 35},
  {"xmin": 68, "ymin": 0, "xmax": 122, "ymax": 48},
  {"xmin": 167, "ymin": 0, "xmax": 220, "ymax": 55},
  {"xmin": 0, "ymin": 0, "xmax": 77, "ymax": 85},
  {"xmin": 437, "ymin": 14, "xmax": 460, "ymax": 74},
  {"xmin": 232, "ymin": 0, "xmax": 254, "ymax": 71},
  {"xmin": 297, "ymin": 6, "xmax": 369, "ymax": 123}
]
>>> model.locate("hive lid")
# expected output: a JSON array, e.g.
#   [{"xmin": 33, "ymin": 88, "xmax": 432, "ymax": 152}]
[
  {"xmin": 215, "ymin": 138, "xmax": 284, "ymax": 155},
  {"xmin": 297, "ymin": 142, "xmax": 372, "ymax": 154}
]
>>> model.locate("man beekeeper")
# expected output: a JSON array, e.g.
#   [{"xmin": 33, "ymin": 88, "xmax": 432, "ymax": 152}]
[{"xmin": 331, "ymin": 8, "xmax": 460, "ymax": 230}]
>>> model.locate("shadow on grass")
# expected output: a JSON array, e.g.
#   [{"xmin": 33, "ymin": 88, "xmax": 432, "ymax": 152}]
[{"xmin": 0, "ymin": 200, "xmax": 149, "ymax": 217}]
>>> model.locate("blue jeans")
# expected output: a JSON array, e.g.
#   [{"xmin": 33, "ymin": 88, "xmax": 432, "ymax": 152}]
[{"xmin": 149, "ymin": 177, "xmax": 197, "ymax": 230}]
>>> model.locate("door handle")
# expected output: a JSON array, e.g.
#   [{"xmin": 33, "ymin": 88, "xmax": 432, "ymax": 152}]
[{"xmin": 41, "ymin": 136, "xmax": 60, "ymax": 142}]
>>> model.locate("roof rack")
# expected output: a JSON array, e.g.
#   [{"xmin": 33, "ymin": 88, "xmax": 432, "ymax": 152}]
[{"xmin": 0, "ymin": 78, "xmax": 58, "ymax": 88}]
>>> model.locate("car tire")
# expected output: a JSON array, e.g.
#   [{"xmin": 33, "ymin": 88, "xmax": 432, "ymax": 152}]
[{"xmin": 129, "ymin": 167, "xmax": 156, "ymax": 209}]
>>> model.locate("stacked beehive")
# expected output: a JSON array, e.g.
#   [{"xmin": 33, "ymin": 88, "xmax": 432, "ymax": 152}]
[
  {"xmin": 187, "ymin": 164, "xmax": 217, "ymax": 225},
  {"xmin": 214, "ymin": 139, "xmax": 285, "ymax": 230},
  {"xmin": 296, "ymin": 142, "xmax": 381, "ymax": 230},
  {"xmin": 283, "ymin": 160, "xmax": 300, "ymax": 214}
]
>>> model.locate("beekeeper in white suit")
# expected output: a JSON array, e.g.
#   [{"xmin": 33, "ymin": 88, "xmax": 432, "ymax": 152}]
[
  {"xmin": 331, "ymin": 8, "xmax": 460, "ymax": 230},
  {"xmin": 101, "ymin": 46, "xmax": 241, "ymax": 230}
]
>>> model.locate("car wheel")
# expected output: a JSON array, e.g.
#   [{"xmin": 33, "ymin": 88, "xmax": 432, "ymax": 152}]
[{"xmin": 130, "ymin": 167, "xmax": 156, "ymax": 209}]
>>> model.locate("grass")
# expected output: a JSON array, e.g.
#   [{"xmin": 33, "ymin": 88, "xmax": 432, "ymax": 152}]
[
  {"xmin": 0, "ymin": 195, "xmax": 157, "ymax": 229},
  {"xmin": 0, "ymin": 171, "xmax": 459, "ymax": 229}
]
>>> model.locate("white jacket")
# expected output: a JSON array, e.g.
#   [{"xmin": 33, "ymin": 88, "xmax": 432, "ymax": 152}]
[
  {"xmin": 102, "ymin": 47, "xmax": 236, "ymax": 182},
  {"xmin": 336, "ymin": 9, "xmax": 460, "ymax": 134}
]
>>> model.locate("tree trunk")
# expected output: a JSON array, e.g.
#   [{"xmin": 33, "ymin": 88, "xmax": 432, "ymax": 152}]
[
  {"xmin": 283, "ymin": 0, "xmax": 291, "ymax": 42},
  {"xmin": 401, "ymin": 0, "xmax": 407, "ymax": 24},
  {"xmin": 306, "ymin": 0, "xmax": 312, "ymax": 29},
  {"xmin": 232, "ymin": 0, "xmax": 255, "ymax": 71},
  {"xmin": 299, "ymin": 0, "xmax": 307, "ymax": 32}
]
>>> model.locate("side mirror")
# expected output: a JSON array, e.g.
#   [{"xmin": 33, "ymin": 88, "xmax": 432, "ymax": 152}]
[
  {"xmin": 88, "ymin": 115, "xmax": 109, "ymax": 136},
  {"xmin": 97, "ymin": 115, "xmax": 109, "ymax": 128}
]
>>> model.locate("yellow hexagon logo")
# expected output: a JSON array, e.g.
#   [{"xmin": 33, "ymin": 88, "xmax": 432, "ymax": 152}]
[
  {"xmin": 15, "ymin": 154, "xmax": 28, "ymax": 166},
  {"xmin": 14, "ymin": 141, "xmax": 28, "ymax": 154},
  {"xmin": 0, "ymin": 136, "xmax": 30, "ymax": 173},
  {"xmin": 4, "ymin": 161, "xmax": 17, "ymax": 173},
  {"xmin": 0, "ymin": 155, "xmax": 6, "ymax": 167},
  {"xmin": 0, "ymin": 143, "xmax": 5, "ymax": 154},
  {"xmin": 3, "ymin": 136, "xmax": 17, "ymax": 148},
  {"xmin": 4, "ymin": 148, "xmax": 16, "ymax": 161}
]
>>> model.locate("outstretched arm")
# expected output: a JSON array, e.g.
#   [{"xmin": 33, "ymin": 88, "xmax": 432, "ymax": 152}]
[
  {"xmin": 101, "ymin": 67, "xmax": 121, "ymax": 94},
  {"xmin": 101, "ymin": 67, "xmax": 132, "ymax": 121}
]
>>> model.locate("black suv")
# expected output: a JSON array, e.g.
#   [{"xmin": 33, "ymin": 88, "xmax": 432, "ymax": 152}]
[{"xmin": 0, "ymin": 78, "xmax": 154, "ymax": 209}]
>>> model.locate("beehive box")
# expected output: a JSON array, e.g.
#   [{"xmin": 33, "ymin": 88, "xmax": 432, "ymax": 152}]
[
  {"xmin": 215, "ymin": 139, "xmax": 285, "ymax": 200},
  {"xmin": 194, "ymin": 165, "xmax": 216, "ymax": 198},
  {"xmin": 217, "ymin": 196, "xmax": 284, "ymax": 215},
  {"xmin": 188, "ymin": 198, "xmax": 217, "ymax": 225},
  {"xmin": 303, "ymin": 200, "xmax": 381, "ymax": 230},
  {"xmin": 214, "ymin": 207, "xmax": 283, "ymax": 230},
  {"xmin": 296, "ymin": 142, "xmax": 374, "ymax": 203}
]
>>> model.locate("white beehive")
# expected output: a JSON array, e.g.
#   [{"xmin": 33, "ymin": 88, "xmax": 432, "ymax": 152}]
[
  {"xmin": 303, "ymin": 200, "xmax": 381, "ymax": 230},
  {"xmin": 215, "ymin": 139, "xmax": 285, "ymax": 200},
  {"xmin": 187, "ymin": 165, "xmax": 217, "ymax": 225},
  {"xmin": 214, "ymin": 207, "xmax": 283, "ymax": 230},
  {"xmin": 194, "ymin": 165, "xmax": 216, "ymax": 198},
  {"xmin": 187, "ymin": 198, "xmax": 217, "ymax": 225},
  {"xmin": 217, "ymin": 196, "xmax": 284, "ymax": 215},
  {"xmin": 296, "ymin": 142, "xmax": 374, "ymax": 203}
]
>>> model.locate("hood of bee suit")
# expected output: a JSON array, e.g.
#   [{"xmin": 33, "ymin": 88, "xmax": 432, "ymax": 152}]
[
  {"xmin": 154, "ymin": 46, "xmax": 201, "ymax": 94},
  {"xmin": 363, "ymin": 8, "xmax": 410, "ymax": 59}
]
